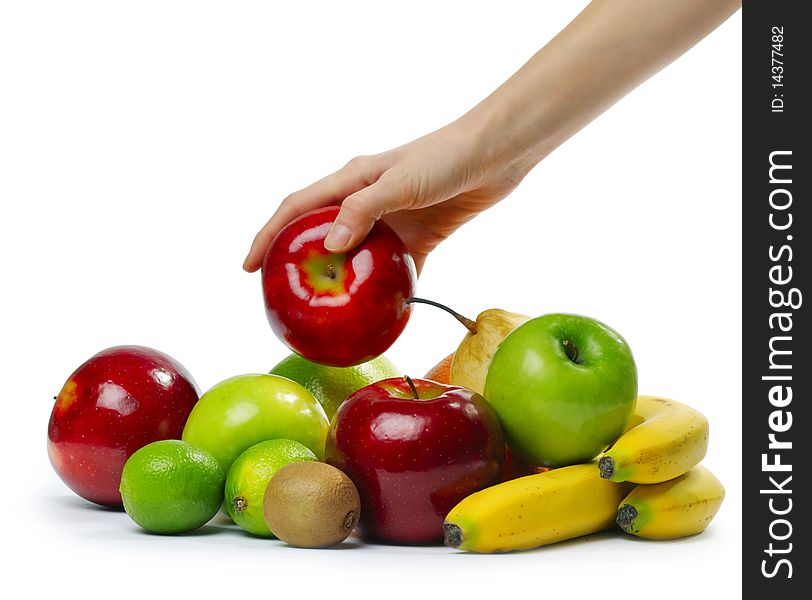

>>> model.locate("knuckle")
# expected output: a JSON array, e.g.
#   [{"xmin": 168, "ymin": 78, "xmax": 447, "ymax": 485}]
[
  {"xmin": 381, "ymin": 168, "xmax": 420, "ymax": 204},
  {"xmin": 345, "ymin": 155, "xmax": 372, "ymax": 171},
  {"xmin": 280, "ymin": 192, "xmax": 299, "ymax": 208},
  {"xmin": 343, "ymin": 193, "xmax": 383, "ymax": 221}
]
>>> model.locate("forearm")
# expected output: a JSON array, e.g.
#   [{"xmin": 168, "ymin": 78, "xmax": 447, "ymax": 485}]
[
  {"xmin": 243, "ymin": 0, "xmax": 741, "ymax": 271},
  {"xmin": 461, "ymin": 0, "xmax": 741, "ymax": 176}
]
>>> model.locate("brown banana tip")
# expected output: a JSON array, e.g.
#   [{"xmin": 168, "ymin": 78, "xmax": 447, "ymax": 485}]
[
  {"xmin": 598, "ymin": 456, "xmax": 614, "ymax": 479},
  {"xmin": 443, "ymin": 523, "xmax": 463, "ymax": 548},
  {"xmin": 616, "ymin": 503, "xmax": 638, "ymax": 532}
]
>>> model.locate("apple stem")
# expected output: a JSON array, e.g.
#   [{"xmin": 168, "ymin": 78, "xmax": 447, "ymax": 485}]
[
  {"xmin": 562, "ymin": 339, "xmax": 582, "ymax": 364},
  {"xmin": 404, "ymin": 375, "xmax": 420, "ymax": 400},
  {"xmin": 405, "ymin": 297, "xmax": 477, "ymax": 334},
  {"xmin": 326, "ymin": 263, "xmax": 336, "ymax": 279}
]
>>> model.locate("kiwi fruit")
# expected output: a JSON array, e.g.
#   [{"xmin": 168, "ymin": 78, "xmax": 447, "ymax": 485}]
[{"xmin": 263, "ymin": 461, "xmax": 361, "ymax": 548}]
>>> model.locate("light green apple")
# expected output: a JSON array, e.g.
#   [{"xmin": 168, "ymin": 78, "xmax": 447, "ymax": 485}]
[
  {"xmin": 483, "ymin": 313, "xmax": 637, "ymax": 468},
  {"xmin": 182, "ymin": 374, "xmax": 329, "ymax": 473}
]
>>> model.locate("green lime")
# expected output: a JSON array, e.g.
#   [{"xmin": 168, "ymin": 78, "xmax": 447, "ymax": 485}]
[
  {"xmin": 120, "ymin": 440, "xmax": 225, "ymax": 534},
  {"xmin": 224, "ymin": 439, "xmax": 318, "ymax": 537},
  {"xmin": 270, "ymin": 353, "xmax": 400, "ymax": 419}
]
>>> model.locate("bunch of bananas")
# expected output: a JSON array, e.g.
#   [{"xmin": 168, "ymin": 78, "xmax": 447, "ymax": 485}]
[{"xmin": 444, "ymin": 395, "xmax": 725, "ymax": 553}]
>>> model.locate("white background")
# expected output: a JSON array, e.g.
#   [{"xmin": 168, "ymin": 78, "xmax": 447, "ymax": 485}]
[{"xmin": 1, "ymin": 2, "xmax": 741, "ymax": 598}]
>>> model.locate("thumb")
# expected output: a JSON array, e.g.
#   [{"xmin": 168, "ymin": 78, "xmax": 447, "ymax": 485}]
[{"xmin": 324, "ymin": 175, "xmax": 408, "ymax": 252}]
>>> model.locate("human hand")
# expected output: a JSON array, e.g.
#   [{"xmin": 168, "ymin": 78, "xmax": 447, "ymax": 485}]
[
  {"xmin": 244, "ymin": 0, "xmax": 740, "ymax": 276},
  {"xmin": 242, "ymin": 120, "xmax": 528, "ymax": 275}
]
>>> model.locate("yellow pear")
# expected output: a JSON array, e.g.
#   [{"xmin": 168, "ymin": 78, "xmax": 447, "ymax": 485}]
[
  {"xmin": 406, "ymin": 298, "xmax": 529, "ymax": 395},
  {"xmin": 449, "ymin": 309, "xmax": 530, "ymax": 395}
]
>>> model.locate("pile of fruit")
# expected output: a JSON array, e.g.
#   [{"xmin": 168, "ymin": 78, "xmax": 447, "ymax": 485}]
[{"xmin": 48, "ymin": 206, "xmax": 724, "ymax": 552}]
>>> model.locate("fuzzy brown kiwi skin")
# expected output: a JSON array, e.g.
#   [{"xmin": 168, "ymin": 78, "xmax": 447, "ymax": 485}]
[{"xmin": 263, "ymin": 461, "xmax": 361, "ymax": 548}]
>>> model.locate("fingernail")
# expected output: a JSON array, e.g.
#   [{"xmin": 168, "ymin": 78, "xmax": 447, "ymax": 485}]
[{"xmin": 324, "ymin": 223, "xmax": 351, "ymax": 252}]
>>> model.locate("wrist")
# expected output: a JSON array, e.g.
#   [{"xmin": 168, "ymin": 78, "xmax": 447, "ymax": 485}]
[{"xmin": 453, "ymin": 92, "xmax": 556, "ymax": 187}]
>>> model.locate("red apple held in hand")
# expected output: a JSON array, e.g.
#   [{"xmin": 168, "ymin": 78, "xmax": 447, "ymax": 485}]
[
  {"xmin": 47, "ymin": 346, "xmax": 200, "ymax": 507},
  {"xmin": 262, "ymin": 206, "xmax": 417, "ymax": 367},
  {"xmin": 325, "ymin": 376, "xmax": 504, "ymax": 544}
]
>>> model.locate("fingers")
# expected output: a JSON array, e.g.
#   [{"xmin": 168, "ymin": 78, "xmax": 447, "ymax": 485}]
[
  {"xmin": 242, "ymin": 157, "xmax": 384, "ymax": 271},
  {"xmin": 242, "ymin": 193, "xmax": 327, "ymax": 272},
  {"xmin": 323, "ymin": 173, "xmax": 410, "ymax": 252},
  {"xmin": 412, "ymin": 253, "xmax": 427, "ymax": 277}
]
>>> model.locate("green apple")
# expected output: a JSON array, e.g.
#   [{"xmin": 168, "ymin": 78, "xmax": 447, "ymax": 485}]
[
  {"xmin": 483, "ymin": 313, "xmax": 637, "ymax": 468},
  {"xmin": 182, "ymin": 374, "xmax": 329, "ymax": 473}
]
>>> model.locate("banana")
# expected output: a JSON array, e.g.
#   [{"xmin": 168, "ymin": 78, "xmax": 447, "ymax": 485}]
[
  {"xmin": 616, "ymin": 465, "xmax": 725, "ymax": 540},
  {"xmin": 443, "ymin": 463, "xmax": 634, "ymax": 553},
  {"xmin": 598, "ymin": 395, "xmax": 708, "ymax": 484}
]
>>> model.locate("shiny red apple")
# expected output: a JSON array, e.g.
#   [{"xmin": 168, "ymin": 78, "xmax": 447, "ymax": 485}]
[
  {"xmin": 47, "ymin": 345, "xmax": 200, "ymax": 507},
  {"xmin": 261, "ymin": 206, "xmax": 417, "ymax": 367},
  {"xmin": 325, "ymin": 377, "xmax": 504, "ymax": 544}
]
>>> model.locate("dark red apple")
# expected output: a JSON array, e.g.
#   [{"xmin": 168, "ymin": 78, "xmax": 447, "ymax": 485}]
[
  {"xmin": 325, "ymin": 377, "xmax": 504, "ymax": 544},
  {"xmin": 261, "ymin": 206, "xmax": 417, "ymax": 367},
  {"xmin": 47, "ymin": 345, "xmax": 200, "ymax": 507}
]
